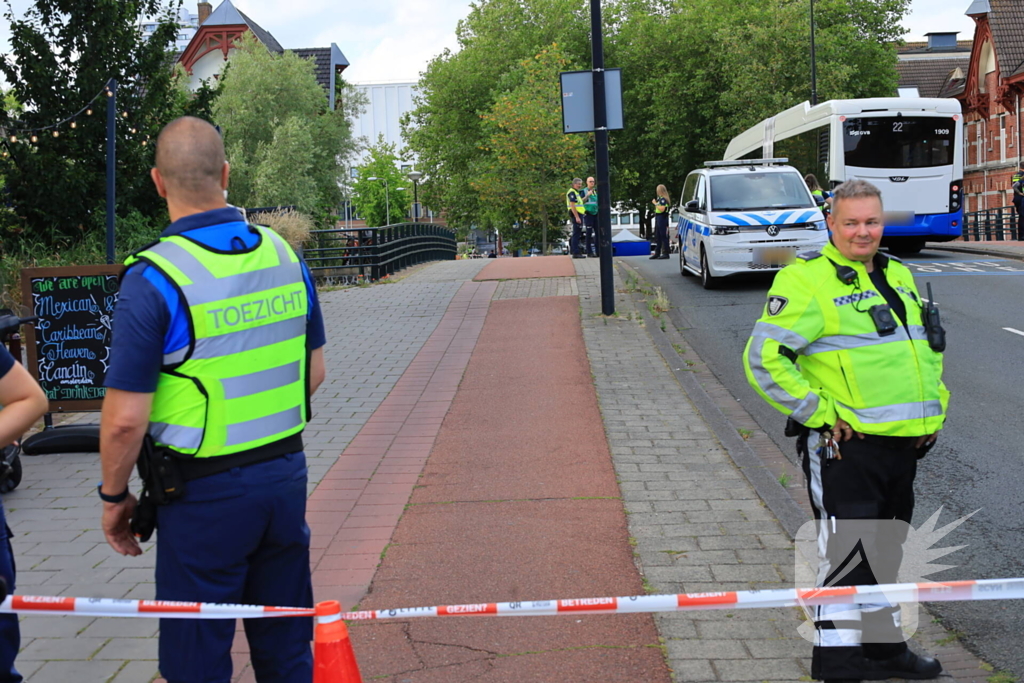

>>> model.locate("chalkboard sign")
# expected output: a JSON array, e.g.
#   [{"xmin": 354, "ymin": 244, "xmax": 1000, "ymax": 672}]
[{"xmin": 20, "ymin": 265, "xmax": 123, "ymax": 412}]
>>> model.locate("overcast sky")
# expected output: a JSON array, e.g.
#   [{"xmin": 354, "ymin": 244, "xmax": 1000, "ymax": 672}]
[{"xmin": 0, "ymin": 0, "xmax": 982, "ymax": 84}]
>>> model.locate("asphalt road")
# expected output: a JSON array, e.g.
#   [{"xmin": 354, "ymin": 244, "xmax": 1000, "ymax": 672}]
[{"xmin": 626, "ymin": 249, "xmax": 1024, "ymax": 678}]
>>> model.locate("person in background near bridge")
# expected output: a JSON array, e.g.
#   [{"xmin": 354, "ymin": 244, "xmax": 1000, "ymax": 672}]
[
  {"xmin": 583, "ymin": 176, "xmax": 599, "ymax": 257},
  {"xmin": 566, "ymin": 177, "xmax": 585, "ymax": 259},
  {"xmin": 650, "ymin": 184, "xmax": 671, "ymax": 259},
  {"xmin": 0, "ymin": 342, "xmax": 48, "ymax": 682},
  {"xmin": 98, "ymin": 117, "xmax": 327, "ymax": 683},
  {"xmin": 743, "ymin": 180, "xmax": 948, "ymax": 683},
  {"xmin": 1012, "ymin": 165, "xmax": 1024, "ymax": 235}
]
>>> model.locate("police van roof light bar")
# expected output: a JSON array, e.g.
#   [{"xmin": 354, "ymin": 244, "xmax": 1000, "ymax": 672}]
[{"xmin": 704, "ymin": 158, "xmax": 789, "ymax": 168}]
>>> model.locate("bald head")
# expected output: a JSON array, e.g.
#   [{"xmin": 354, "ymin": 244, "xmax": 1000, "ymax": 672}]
[{"xmin": 153, "ymin": 117, "xmax": 227, "ymax": 202}]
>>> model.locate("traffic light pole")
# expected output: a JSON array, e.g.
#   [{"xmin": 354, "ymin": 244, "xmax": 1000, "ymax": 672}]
[{"xmin": 591, "ymin": 0, "xmax": 614, "ymax": 316}]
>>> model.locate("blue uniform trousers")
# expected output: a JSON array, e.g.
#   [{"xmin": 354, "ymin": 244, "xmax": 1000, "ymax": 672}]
[
  {"xmin": 569, "ymin": 214, "xmax": 583, "ymax": 256},
  {"xmin": 0, "ymin": 504, "xmax": 21, "ymax": 683},
  {"xmin": 155, "ymin": 452, "xmax": 313, "ymax": 683}
]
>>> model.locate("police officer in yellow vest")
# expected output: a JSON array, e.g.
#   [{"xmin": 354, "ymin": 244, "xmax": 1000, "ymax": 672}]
[
  {"xmin": 567, "ymin": 178, "xmax": 585, "ymax": 258},
  {"xmin": 743, "ymin": 180, "xmax": 948, "ymax": 683},
  {"xmin": 99, "ymin": 117, "xmax": 327, "ymax": 682}
]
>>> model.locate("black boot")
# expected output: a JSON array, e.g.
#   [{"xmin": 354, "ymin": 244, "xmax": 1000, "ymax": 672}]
[{"xmin": 863, "ymin": 651, "xmax": 942, "ymax": 680}]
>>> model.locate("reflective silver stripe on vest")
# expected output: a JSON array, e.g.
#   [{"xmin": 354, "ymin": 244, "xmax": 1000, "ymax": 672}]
[
  {"xmin": 803, "ymin": 326, "xmax": 929, "ymax": 356},
  {"xmin": 746, "ymin": 334, "xmax": 821, "ymax": 425},
  {"xmin": 222, "ymin": 361, "xmax": 301, "ymax": 400},
  {"xmin": 226, "ymin": 406, "xmax": 303, "ymax": 446},
  {"xmin": 837, "ymin": 400, "xmax": 944, "ymax": 424},
  {"xmin": 192, "ymin": 316, "xmax": 306, "ymax": 360},
  {"xmin": 142, "ymin": 231, "xmax": 302, "ymax": 307},
  {"xmin": 750, "ymin": 322, "xmax": 811, "ymax": 353},
  {"xmin": 149, "ymin": 422, "xmax": 204, "ymax": 450},
  {"xmin": 163, "ymin": 346, "xmax": 189, "ymax": 366}
]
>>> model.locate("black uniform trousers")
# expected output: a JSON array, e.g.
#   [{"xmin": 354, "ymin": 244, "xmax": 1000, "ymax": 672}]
[{"xmin": 800, "ymin": 433, "xmax": 918, "ymax": 681}]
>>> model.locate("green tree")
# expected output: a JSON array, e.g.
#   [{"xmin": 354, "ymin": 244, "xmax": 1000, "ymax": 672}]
[
  {"xmin": 402, "ymin": 0, "xmax": 592, "ymax": 233},
  {"xmin": 351, "ymin": 136, "xmax": 412, "ymax": 227},
  {"xmin": 476, "ymin": 45, "xmax": 590, "ymax": 251},
  {"xmin": 0, "ymin": 0, "xmax": 217, "ymax": 248},
  {"xmin": 406, "ymin": 0, "xmax": 910, "ymax": 237},
  {"xmin": 214, "ymin": 33, "xmax": 359, "ymax": 221}
]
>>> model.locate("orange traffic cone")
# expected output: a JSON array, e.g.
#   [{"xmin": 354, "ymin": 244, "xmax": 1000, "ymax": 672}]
[{"xmin": 313, "ymin": 600, "xmax": 363, "ymax": 683}]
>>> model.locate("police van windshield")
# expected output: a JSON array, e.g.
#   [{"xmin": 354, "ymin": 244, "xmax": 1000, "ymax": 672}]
[
  {"xmin": 709, "ymin": 172, "xmax": 814, "ymax": 211},
  {"xmin": 844, "ymin": 116, "xmax": 955, "ymax": 169}
]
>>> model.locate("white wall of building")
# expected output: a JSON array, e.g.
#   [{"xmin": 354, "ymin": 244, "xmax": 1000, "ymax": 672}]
[
  {"xmin": 350, "ymin": 82, "xmax": 418, "ymax": 167},
  {"xmin": 189, "ymin": 50, "xmax": 228, "ymax": 90}
]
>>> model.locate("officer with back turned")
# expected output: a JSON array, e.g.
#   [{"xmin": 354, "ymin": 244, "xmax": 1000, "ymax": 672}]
[
  {"xmin": 743, "ymin": 179, "xmax": 948, "ymax": 683},
  {"xmin": 98, "ymin": 117, "xmax": 327, "ymax": 682}
]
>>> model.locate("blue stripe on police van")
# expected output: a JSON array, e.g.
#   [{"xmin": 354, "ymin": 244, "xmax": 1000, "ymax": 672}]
[
  {"xmin": 776, "ymin": 211, "xmax": 795, "ymax": 224},
  {"xmin": 744, "ymin": 214, "xmax": 772, "ymax": 225},
  {"xmin": 796, "ymin": 210, "xmax": 817, "ymax": 223},
  {"xmin": 718, "ymin": 214, "xmax": 753, "ymax": 226}
]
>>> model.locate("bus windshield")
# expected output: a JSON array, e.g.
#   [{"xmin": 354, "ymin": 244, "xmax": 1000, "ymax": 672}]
[
  {"xmin": 709, "ymin": 172, "xmax": 814, "ymax": 211},
  {"xmin": 844, "ymin": 116, "xmax": 955, "ymax": 169}
]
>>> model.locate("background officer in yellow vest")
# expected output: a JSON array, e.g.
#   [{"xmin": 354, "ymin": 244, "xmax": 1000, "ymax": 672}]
[
  {"xmin": 743, "ymin": 180, "xmax": 948, "ymax": 683},
  {"xmin": 567, "ymin": 177, "xmax": 585, "ymax": 258},
  {"xmin": 99, "ymin": 117, "xmax": 327, "ymax": 683}
]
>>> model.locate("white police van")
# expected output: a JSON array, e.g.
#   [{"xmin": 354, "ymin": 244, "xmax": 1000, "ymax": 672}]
[{"xmin": 677, "ymin": 159, "xmax": 828, "ymax": 289}]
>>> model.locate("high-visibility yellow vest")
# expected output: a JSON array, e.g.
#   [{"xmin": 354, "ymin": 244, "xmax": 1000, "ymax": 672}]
[
  {"xmin": 743, "ymin": 241, "xmax": 948, "ymax": 437},
  {"xmin": 654, "ymin": 197, "xmax": 669, "ymax": 214},
  {"xmin": 566, "ymin": 187, "xmax": 582, "ymax": 212},
  {"xmin": 125, "ymin": 226, "xmax": 309, "ymax": 458}
]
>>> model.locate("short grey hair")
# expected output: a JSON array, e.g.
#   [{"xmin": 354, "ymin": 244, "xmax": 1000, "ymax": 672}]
[
  {"xmin": 573, "ymin": 177, "xmax": 583, "ymax": 184},
  {"xmin": 831, "ymin": 179, "xmax": 883, "ymax": 213}
]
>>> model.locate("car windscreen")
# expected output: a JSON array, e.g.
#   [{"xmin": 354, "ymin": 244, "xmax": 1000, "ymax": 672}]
[
  {"xmin": 709, "ymin": 172, "xmax": 814, "ymax": 211},
  {"xmin": 844, "ymin": 116, "xmax": 955, "ymax": 169}
]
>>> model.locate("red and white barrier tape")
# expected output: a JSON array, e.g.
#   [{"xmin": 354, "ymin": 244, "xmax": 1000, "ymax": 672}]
[
  {"xmin": 1, "ymin": 578, "xmax": 1021, "ymax": 620},
  {"xmin": 0, "ymin": 596, "xmax": 314, "ymax": 619}
]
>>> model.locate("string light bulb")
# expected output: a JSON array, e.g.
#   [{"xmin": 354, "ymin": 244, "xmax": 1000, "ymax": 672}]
[
  {"xmin": 30, "ymin": 134, "xmax": 38, "ymax": 143},
  {"xmin": 52, "ymin": 130, "xmax": 59, "ymax": 138},
  {"xmin": 129, "ymin": 127, "xmax": 136, "ymax": 134},
  {"xmin": 70, "ymin": 120, "xmax": 77, "ymax": 129},
  {"xmin": 121, "ymin": 111, "xmax": 128, "ymax": 119},
  {"xmin": 85, "ymin": 108, "xmax": 93, "ymax": 115},
  {"xmin": 8, "ymin": 135, "xmax": 15, "ymax": 143}
]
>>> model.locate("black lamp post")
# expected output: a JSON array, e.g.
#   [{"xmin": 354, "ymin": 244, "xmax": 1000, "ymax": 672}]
[{"xmin": 407, "ymin": 170, "xmax": 423, "ymax": 222}]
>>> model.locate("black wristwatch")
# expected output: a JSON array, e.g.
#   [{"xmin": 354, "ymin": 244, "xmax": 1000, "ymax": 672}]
[{"xmin": 97, "ymin": 483, "xmax": 129, "ymax": 504}]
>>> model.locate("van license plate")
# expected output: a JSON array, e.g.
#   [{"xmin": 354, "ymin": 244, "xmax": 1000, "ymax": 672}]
[{"xmin": 753, "ymin": 248, "xmax": 793, "ymax": 267}]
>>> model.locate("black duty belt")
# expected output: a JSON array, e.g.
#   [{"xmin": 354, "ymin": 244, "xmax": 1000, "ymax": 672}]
[{"xmin": 175, "ymin": 433, "xmax": 304, "ymax": 481}]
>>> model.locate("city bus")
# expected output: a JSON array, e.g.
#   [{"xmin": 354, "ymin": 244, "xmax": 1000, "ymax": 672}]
[{"xmin": 723, "ymin": 98, "xmax": 964, "ymax": 253}]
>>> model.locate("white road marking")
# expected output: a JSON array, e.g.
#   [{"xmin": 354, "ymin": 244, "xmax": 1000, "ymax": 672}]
[{"xmin": 1004, "ymin": 328, "xmax": 1024, "ymax": 338}]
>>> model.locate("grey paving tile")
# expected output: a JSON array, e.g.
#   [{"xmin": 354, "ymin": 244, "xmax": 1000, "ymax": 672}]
[{"xmin": 577, "ymin": 260, "xmax": 806, "ymax": 681}]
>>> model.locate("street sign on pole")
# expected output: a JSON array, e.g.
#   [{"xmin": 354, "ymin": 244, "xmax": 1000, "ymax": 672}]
[{"xmin": 559, "ymin": 69, "xmax": 623, "ymax": 134}]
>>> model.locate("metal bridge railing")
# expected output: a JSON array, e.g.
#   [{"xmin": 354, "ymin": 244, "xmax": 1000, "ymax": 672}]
[
  {"xmin": 963, "ymin": 206, "xmax": 1024, "ymax": 241},
  {"xmin": 304, "ymin": 223, "xmax": 457, "ymax": 283}
]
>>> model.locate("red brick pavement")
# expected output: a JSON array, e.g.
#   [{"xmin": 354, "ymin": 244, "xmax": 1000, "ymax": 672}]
[
  {"xmin": 474, "ymin": 255, "xmax": 576, "ymax": 280},
  {"xmin": 229, "ymin": 280, "xmax": 496, "ymax": 682}
]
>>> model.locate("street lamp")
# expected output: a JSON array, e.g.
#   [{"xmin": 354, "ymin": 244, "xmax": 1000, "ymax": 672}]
[
  {"xmin": 366, "ymin": 176, "xmax": 391, "ymax": 226},
  {"xmin": 407, "ymin": 170, "xmax": 423, "ymax": 222}
]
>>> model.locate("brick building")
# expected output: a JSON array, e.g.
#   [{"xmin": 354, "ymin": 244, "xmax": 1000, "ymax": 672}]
[{"xmin": 955, "ymin": 0, "xmax": 1024, "ymax": 212}]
